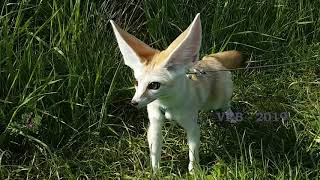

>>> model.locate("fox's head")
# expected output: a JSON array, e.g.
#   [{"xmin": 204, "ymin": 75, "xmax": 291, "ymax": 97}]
[{"xmin": 111, "ymin": 14, "xmax": 202, "ymax": 108}]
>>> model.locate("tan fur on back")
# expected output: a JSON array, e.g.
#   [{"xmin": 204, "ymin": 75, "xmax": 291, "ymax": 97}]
[
  {"xmin": 186, "ymin": 57, "xmax": 232, "ymax": 110},
  {"xmin": 203, "ymin": 50, "xmax": 244, "ymax": 69},
  {"xmin": 185, "ymin": 51, "xmax": 243, "ymax": 110}
]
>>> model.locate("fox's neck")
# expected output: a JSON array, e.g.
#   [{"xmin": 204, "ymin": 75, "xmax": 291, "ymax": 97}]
[{"xmin": 158, "ymin": 74, "xmax": 191, "ymax": 108}]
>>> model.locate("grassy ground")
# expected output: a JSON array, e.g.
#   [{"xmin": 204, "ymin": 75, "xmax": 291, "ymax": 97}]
[{"xmin": 0, "ymin": 0, "xmax": 319, "ymax": 179}]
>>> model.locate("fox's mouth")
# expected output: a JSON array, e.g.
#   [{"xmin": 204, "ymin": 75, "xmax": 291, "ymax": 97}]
[
  {"xmin": 136, "ymin": 103, "xmax": 147, "ymax": 109},
  {"xmin": 133, "ymin": 97, "xmax": 157, "ymax": 108}
]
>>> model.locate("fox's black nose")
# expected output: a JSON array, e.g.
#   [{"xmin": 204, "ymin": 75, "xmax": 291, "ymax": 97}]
[{"xmin": 130, "ymin": 100, "xmax": 138, "ymax": 106}]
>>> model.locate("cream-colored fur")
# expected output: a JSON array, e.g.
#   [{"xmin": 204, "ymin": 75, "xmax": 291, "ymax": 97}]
[{"xmin": 110, "ymin": 13, "xmax": 243, "ymax": 173}]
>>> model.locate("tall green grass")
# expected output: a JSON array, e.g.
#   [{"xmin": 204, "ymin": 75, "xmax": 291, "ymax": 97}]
[{"xmin": 0, "ymin": 0, "xmax": 319, "ymax": 178}]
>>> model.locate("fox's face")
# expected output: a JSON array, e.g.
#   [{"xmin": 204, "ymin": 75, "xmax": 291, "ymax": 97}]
[
  {"xmin": 131, "ymin": 67, "xmax": 173, "ymax": 108},
  {"xmin": 111, "ymin": 14, "xmax": 202, "ymax": 108}
]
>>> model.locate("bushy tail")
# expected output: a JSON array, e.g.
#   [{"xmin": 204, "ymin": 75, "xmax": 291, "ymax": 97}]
[{"xmin": 207, "ymin": 50, "xmax": 245, "ymax": 69}]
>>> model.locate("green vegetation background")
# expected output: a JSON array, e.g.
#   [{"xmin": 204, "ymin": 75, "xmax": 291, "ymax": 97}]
[{"xmin": 0, "ymin": 0, "xmax": 319, "ymax": 179}]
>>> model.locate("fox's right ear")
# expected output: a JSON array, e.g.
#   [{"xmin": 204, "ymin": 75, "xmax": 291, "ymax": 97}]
[
  {"xmin": 110, "ymin": 20, "xmax": 158, "ymax": 71},
  {"xmin": 160, "ymin": 13, "xmax": 202, "ymax": 70}
]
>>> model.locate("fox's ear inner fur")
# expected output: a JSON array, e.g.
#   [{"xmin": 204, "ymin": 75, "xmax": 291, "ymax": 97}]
[
  {"xmin": 162, "ymin": 13, "xmax": 202, "ymax": 70},
  {"xmin": 110, "ymin": 20, "xmax": 159, "ymax": 70}
]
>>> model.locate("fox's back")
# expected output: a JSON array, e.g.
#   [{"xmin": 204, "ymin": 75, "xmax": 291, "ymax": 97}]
[{"xmin": 188, "ymin": 51, "xmax": 243, "ymax": 110}]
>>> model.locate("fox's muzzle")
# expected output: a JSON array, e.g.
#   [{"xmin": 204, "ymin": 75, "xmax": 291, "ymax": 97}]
[{"xmin": 130, "ymin": 100, "xmax": 139, "ymax": 107}]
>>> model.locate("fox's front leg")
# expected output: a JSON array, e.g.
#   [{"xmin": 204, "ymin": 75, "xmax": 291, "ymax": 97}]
[
  {"xmin": 147, "ymin": 104, "xmax": 164, "ymax": 172},
  {"xmin": 178, "ymin": 114, "xmax": 200, "ymax": 173}
]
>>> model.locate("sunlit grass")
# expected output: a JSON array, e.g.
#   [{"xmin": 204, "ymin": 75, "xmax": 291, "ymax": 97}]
[{"xmin": 0, "ymin": 0, "xmax": 319, "ymax": 179}]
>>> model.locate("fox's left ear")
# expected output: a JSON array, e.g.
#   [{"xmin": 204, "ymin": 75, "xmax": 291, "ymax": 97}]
[
  {"xmin": 110, "ymin": 20, "xmax": 158, "ymax": 71},
  {"xmin": 162, "ymin": 13, "xmax": 202, "ymax": 70}
]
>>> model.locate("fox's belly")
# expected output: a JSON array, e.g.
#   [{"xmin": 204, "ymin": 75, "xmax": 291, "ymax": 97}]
[{"xmin": 193, "ymin": 71, "xmax": 233, "ymax": 111}]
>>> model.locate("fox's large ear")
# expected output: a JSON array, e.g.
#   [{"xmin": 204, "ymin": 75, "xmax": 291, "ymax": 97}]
[
  {"xmin": 162, "ymin": 13, "xmax": 202, "ymax": 70},
  {"xmin": 110, "ymin": 20, "xmax": 158, "ymax": 71}
]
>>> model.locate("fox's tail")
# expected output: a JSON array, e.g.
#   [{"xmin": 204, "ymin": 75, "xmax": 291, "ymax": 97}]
[{"xmin": 207, "ymin": 50, "xmax": 245, "ymax": 69}]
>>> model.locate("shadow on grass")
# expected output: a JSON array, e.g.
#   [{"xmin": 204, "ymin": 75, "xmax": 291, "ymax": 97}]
[
  {"xmin": 198, "ymin": 109, "xmax": 319, "ymax": 176},
  {"xmin": 158, "ymin": 99, "xmax": 319, "ymax": 176}
]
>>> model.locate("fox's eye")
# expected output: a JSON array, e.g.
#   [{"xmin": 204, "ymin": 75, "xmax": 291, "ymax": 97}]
[
  {"xmin": 134, "ymin": 80, "xmax": 138, "ymax": 86},
  {"xmin": 147, "ymin": 82, "xmax": 161, "ymax": 90}
]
